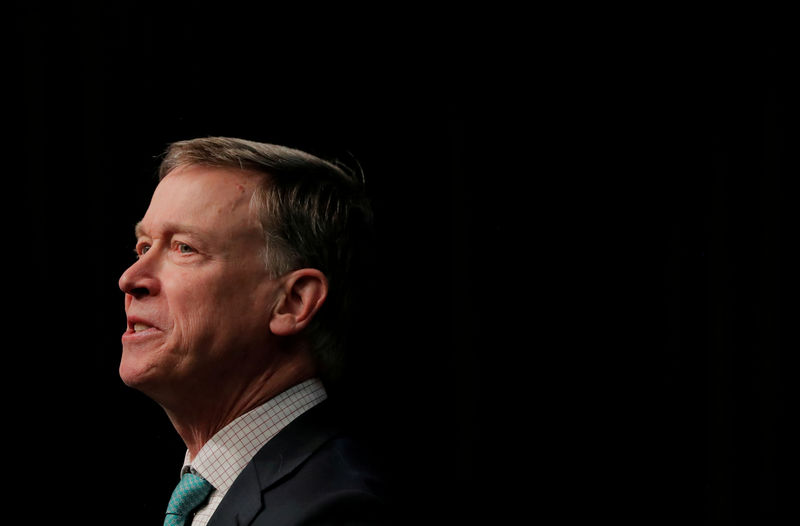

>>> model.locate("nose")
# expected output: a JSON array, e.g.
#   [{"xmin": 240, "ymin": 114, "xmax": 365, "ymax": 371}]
[{"xmin": 119, "ymin": 255, "xmax": 161, "ymax": 299}]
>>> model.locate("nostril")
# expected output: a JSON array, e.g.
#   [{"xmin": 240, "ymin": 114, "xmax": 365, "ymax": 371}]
[
  {"xmin": 119, "ymin": 263, "xmax": 160, "ymax": 297},
  {"xmin": 129, "ymin": 286, "xmax": 150, "ymax": 299}
]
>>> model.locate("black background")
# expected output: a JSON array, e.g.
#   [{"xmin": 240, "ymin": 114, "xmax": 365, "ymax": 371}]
[{"xmin": 9, "ymin": 5, "xmax": 792, "ymax": 525}]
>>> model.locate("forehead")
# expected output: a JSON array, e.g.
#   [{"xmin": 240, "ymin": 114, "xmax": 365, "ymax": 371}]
[{"xmin": 138, "ymin": 165, "xmax": 261, "ymax": 236}]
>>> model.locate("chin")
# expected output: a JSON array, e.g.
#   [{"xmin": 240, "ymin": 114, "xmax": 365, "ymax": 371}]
[{"xmin": 119, "ymin": 349, "xmax": 164, "ymax": 391}]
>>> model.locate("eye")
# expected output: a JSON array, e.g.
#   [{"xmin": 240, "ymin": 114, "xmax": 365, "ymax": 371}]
[
  {"xmin": 177, "ymin": 242, "xmax": 195, "ymax": 254},
  {"xmin": 135, "ymin": 244, "xmax": 151, "ymax": 258}
]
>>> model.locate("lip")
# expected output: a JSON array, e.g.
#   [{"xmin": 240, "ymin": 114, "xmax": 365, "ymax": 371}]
[{"xmin": 122, "ymin": 316, "xmax": 162, "ymax": 342}]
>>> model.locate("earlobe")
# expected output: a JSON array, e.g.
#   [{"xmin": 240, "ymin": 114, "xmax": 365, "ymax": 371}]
[{"xmin": 269, "ymin": 269, "xmax": 328, "ymax": 336}]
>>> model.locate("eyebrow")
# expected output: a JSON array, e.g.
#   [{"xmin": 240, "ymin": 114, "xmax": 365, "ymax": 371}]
[{"xmin": 134, "ymin": 221, "xmax": 208, "ymax": 241}]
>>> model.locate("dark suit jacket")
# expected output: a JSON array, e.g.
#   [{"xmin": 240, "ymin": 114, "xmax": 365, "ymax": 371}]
[{"xmin": 206, "ymin": 400, "xmax": 388, "ymax": 526}]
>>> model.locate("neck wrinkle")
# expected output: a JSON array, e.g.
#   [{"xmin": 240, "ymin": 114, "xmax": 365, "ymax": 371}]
[{"xmin": 165, "ymin": 353, "xmax": 317, "ymax": 458}]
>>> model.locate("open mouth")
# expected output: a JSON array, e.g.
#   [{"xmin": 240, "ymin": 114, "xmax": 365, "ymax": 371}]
[{"xmin": 133, "ymin": 322, "xmax": 152, "ymax": 333}]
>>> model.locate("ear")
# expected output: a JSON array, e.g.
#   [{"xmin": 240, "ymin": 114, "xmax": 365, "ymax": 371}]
[{"xmin": 269, "ymin": 268, "xmax": 329, "ymax": 336}]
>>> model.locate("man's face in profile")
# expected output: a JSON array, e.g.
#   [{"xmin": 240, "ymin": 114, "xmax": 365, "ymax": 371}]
[{"xmin": 118, "ymin": 166, "xmax": 279, "ymax": 404}]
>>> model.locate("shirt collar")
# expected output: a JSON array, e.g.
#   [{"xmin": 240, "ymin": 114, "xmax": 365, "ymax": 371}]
[{"xmin": 180, "ymin": 378, "xmax": 328, "ymax": 495}]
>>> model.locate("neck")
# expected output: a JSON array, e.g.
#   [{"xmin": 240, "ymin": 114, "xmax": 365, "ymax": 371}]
[{"xmin": 162, "ymin": 354, "xmax": 317, "ymax": 459}]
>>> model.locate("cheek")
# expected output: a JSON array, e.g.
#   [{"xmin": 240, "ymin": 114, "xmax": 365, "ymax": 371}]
[
  {"xmin": 168, "ymin": 287, "xmax": 217, "ymax": 340},
  {"xmin": 166, "ymin": 272, "xmax": 270, "ymax": 348},
  {"xmin": 158, "ymin": 272, "xmax": 210, "ymax": 345}
]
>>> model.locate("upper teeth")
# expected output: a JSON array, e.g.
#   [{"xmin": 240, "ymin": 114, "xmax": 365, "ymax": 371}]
[{"xmin": 133, "ymin": 323, "xmax": 151, "ymax": 332}]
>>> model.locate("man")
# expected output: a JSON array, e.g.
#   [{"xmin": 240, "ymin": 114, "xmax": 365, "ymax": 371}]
[{"xmin": 118, "ymin": 137, "xmax": 385, "ymax": 525}]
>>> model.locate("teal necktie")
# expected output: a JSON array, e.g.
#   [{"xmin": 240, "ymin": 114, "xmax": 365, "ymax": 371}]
[{"xmin": 164, "ymin": 472, "xmax": 214, "ymax": 526}]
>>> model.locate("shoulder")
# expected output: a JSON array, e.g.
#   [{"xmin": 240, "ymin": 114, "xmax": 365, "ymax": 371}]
[
  {"xmin": 258, "ymin": 434, "xmax": 388, "ymax": 525},
  {"xmin": 223, "ymin": 400, "xmax": 392, "ymax": 526}
]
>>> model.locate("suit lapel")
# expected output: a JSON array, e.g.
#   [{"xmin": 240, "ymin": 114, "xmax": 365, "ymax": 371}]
[
  {"xmin": 251, "ymin": 400, "xmax": 340, "ymax": 491},
  {"xmin": 206, "ymin": 401, "xmax": 340, "ymax": 526},
  {"xmin": 206, "ymin": 462, "xmax": 262, "ymax": 526}
]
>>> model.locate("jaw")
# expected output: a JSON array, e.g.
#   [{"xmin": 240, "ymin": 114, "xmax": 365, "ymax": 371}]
[{"xmin": 119, "ymin": 332, "xmax": 178, "ymax": 393}]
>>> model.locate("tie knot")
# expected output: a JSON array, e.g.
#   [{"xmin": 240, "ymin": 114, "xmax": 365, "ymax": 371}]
[{"xmin": 164, "ymin": 472, "xmax": 214, "ymax": 526}]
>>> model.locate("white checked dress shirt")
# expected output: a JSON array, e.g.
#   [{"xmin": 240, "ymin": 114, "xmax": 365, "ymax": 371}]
[{"xmin": 179, "ymin": 378, "xmax": 328, "ymax": 526}]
